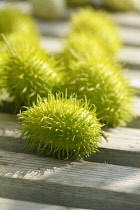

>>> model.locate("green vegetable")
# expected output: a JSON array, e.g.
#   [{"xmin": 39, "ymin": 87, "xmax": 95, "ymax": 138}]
[{"xmin": 18, "ymin": 92, "xmax": 102, "ymax": 160}]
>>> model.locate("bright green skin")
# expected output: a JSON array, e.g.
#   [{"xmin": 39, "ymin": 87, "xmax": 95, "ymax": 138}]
[
  {"xmin": 18, "ymin": 93, "xmax": 102, "ymax": 160},
  {"xmin": 0, "ymin": 39, "xmax": 61, "ymax": 111},
  {"xmin": 69, "ymin": 8, "xmax": 121, "ymax": 58},
  {"xmin": 59, "ymin": 32, "xmax": 113, "ymax": 65},
  {"xmin": 59, "ymin": 41, "xmax": 134, "ymax": 127},
  {"xmin": 0, "ymin": 7, "xmax": 39, "ymax": 41},
  {"xmin": 103, "ymin": 0, "xmax": 137, "ymax": 11}
]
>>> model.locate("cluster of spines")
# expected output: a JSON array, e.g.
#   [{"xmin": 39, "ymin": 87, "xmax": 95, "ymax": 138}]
[
  {"xmin": 69, "ymin": 7, "xmax": 121, "ymax": 58},
  {"xmin": 18, "ymin": 93, "xmax": 102, "ymax": 160},
  {"xmin": 59, "ymin": 50, "xmax": 135, "ymax": 127},
  {"xmin": 0, "ymin": 35, "xmax": 61, "ymax": 111}
]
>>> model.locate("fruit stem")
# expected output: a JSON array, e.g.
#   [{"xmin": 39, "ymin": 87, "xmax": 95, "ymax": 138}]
[
  {"xmin": 100, "ymin": 130, "xmax": 109, "ymax": 142},
  {"xmin": 1, "ymin": 33, "xmax": 15, "ymax": 56}
]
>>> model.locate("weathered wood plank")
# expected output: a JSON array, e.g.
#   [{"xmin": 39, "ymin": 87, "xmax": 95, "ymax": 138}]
[
  {"xmin": 119, "ymin": 46, "xmax": 140, "ymax": 69},
  {"xmin": 112, "ymin": 12, "xmax": 140, "ymax": 28},
  {"xmin": 0, "ymin": 133, "xmax": 140, "ymax": 167},
  {"xmin": 41, "ymin": 36, "xmax": 63, "ymax": 54},
  {"xmin": 0, "ymin": 198, "xmax": 87, "ymax": 210},
  {"xmin": 1, "ymin": 120, "xmax": 140, "ymax": 152},
  {"xmin": 37, "ymin": 21, "xmax": 69, "ymax": 37},
  {"xmin": 0, "ymin": 113, "xmax": 20, "ymax": 138},
  {"xmin": 1, "ymin": 176, "xmax": 139, "ymax": 210},
  {"xmin": 127, "ymin": 69, "xmax": 140, "ymax": 90},
  {"xmin": 0, "ymin": 150, "xmax": 140, "ymax": 210},
  {"xmin": 118, "ymin": 26, "xmax": 140, "ymax": 47}
]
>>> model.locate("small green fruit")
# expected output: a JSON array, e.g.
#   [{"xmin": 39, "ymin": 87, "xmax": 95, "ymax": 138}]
[
  {"xmin": 59, "ymin": 45, "xmax": 134, "ymax": 127},
  {"xmin": 30, "ymin": 0, "xmax": 66, "ymax": 20},
  {"xmin": 69, "ymin": 7, "xmax": 121, "ymax": 58},
  {"xmin": 0, "ymin": 7, "xmax": 39, "ymax": 41},
  {"xmin": 59, "ymin": 32, "xmax": 112, "ymax": 65},
  {"xmin": 0, "ymin": 37, "xmax": 61, "ymax": 111},
  {"xmin": 103, "ymin": 0, "xmax": 139, "ymax": 11},
  {"xmin": 18, "ymin": 93, "xmax": 102, "ymax": 160}
]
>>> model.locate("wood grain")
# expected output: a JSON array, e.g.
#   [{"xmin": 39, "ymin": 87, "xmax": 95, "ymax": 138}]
[
  {"xmin": 112, "ymin": 12, "xmax": 140, "ymax": 28},
  {"xmin": 0, "ymin": 198, "xmax": 87, "ymax": 210},
  {"xmin": 0, "ymin": 150, "xmax": 140, "ymax": 210}
]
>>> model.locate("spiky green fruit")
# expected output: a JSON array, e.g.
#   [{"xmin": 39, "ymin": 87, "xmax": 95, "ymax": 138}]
[
  {"xmin": 0, "ymin": 37, "xmax": 61, "ymax": 111},
  {"xmin": 0, "ymin": 33, "xmax": 41, "ymax": 53},
  {"xmin": 59, "ymin": 32, "xmax": 112, "ymax": 65},
  {"xmin": 0, "ymin": 7, "xmax": 39, "ymax": 41},
  {"xmin": 30, "ymin": 0, "xmax": 66, "ymax": 20},
  {"xmin": 103, "ymin": 0, "xmax": 139, "ymax": 11},
  {"xmin": 18, "ymin": 93, "xmax": 102, "ymax": 160},
  {"xmin": 59, "ymin": 45, "xmax": 134, "ymax": 127},
  {"xmin": 69, "ymin": 7, "xmax": 121, "ymax": 58}
]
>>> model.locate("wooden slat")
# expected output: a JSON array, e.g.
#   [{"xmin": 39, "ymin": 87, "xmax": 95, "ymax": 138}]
[
  {"xmin": 0, "ymin": 150, "xmax": 140, "ymax": 210},
  {"xmin": 112, "ymin": 12, "xmax": 140, "ymax": 28},
  {"xmin": 0, "ymin": 127, "xmax": 140, "ymax": 167},
  {"xmin": 0, "ymin": 198, "xmax": 87, "ymax": 210},
  {"xmin": 0, "ymin": 130, "xmax": 140, "ymax": 168},
  {"xmin": 119, "ymin": 46, "xmax": 140, "ymax": 69},
  {"xmin": 41, "ymin": 36, "xmax": 63, "ymax": 54},
  {"xmin": 1, "ymin": 114, "xmax": 140, "ymax": 150},
  {"xmin": 127, "ymin": 69, "xmax": 140, "ymax": 90},
  {"xmin": 37, "ymin": 21, "xmax": 69, "ymax": 37},
  {"xmin": 0, "ymin": 113, "xmax": 20, "ymax": 138},
  {"xmin": 118, "ymin": 26, "xmax": 140, "ymax": 47}
]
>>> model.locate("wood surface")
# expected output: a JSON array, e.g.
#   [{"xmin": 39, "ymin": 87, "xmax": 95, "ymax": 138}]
[{"xmin": 0, "ymin": 198, "xmax": 87, "ymax": 210}]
